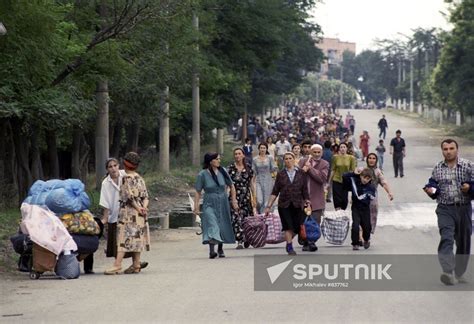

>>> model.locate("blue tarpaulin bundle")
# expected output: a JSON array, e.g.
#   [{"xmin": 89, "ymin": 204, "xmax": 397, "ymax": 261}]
[{"xmin": 24, "ymin": 179, "xmax": 90, "ymax": 214}]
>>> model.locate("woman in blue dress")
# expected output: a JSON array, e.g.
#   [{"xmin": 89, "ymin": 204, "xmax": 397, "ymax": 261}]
[{"xmin": 194, "ymin": 152, "xmax": 238, "ymax": 259}]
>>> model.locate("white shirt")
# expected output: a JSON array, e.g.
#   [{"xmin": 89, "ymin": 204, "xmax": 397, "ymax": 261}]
[{"xmin": 99, "ymin": 170, "xmax": 126, "ymax": 223}]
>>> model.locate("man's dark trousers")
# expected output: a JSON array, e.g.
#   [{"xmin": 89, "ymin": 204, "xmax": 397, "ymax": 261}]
[
  {"xmin": 436, "ymin": 203, "xmax": 472, "ymax": 277},
  {"xmin": 393, "ymin": 151, "xmax": 404, "ymax": 177}
]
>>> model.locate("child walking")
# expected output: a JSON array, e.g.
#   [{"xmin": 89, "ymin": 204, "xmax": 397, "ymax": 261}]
[
  {"xmin": 375, "ymin": 139, "xmax": 385, "ymax": 171},
  {"xmin": 343, "ymin": 168, "xmax": 376, "ymax": 250}
]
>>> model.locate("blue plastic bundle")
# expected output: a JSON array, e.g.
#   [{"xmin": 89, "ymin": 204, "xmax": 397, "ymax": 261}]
[{"xmin": 24, "ymin": 179, "xmax": 90, "ymax": 214}]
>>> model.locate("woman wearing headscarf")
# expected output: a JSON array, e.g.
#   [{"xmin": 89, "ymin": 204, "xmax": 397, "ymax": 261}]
[
  {"xmin": 100, "ymin": 158, "xmax": 148, "ymax": 273},
  {"xmin": 104, "ymin": 152, "xmax": 150, "ymax": 275},
  {"xmin": 194, "ymin": 153, "xmax": 237, "ymax": 258},
  {"xmin": 264, "ymin": 152, "xmax": 310, "ymax": 255},
  {"xmin": 227, "ymin": 148, "xmax": 256, "ymax": 249},
  {"xmin": 356, "ymin": 153, "xmax": 394, "ymax": 233}
]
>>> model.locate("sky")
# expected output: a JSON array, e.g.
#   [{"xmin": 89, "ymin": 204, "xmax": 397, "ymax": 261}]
[{"xmin": 310, "ymin": 0, "xmax": 452, "ymax": 53}]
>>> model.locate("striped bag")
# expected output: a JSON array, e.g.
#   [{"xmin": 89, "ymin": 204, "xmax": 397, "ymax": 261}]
[
  {"xmin": 263, "ymin": 213, "xmax": 285, "ymax": 244},
  {"xmin": 242, "ymin": 216, "xmax": 267, "ymax": 248}
]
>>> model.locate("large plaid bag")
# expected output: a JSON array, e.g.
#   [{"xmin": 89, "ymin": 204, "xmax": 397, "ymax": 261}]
[
  {"xmin": 242, "ymin": 216, "xmax": 267, "ymax": 248},
  {"xmin": 263, "ymin": 213, "xmax": 285, "ymax": 244},
  {"xmin": 321, "ymin": 210, "xmax": 350, "ymax": 245}
]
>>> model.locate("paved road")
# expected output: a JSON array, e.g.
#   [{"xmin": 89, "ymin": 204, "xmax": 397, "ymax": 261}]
[{"xmin": 1, "ymin": 109, "xmax": 474, "ymax": 323}]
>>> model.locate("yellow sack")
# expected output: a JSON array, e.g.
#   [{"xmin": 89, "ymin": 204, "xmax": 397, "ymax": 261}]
[{"xmin": 60, "ymin": 210, "xmax": 100, "ymax": 235}]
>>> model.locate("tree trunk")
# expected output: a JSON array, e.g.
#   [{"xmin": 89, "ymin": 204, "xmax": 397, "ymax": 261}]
[
  {"xmin": 45, "ymin": 130, "xmax": 60, "ymax": 179},
  {"xmin": 191, "ymin": 12, "xmax": 200, "ymax": 166},
  {"xmin": 216, "ymin": 128, "xmax": 224, "ymax": 155},
  {"xmin": 0, "ymin": 119, "xmax": 18, "ymax": 208},
  {"xmin": 159, "ymin": 86, "xmax": 170, "ymax": 173},
  {"xmin": 30, "ymin": 126, "xmax": 44, "ymax": 181},
  {"xmin": 95, "ymin": 80, "xmax": 110, "ymax": 190},
  {"xmin": 126, "ymin": 120, "xmax": 139, "ymax": 152},
  {"xmin": 71, "ymin": 128, "xmax": 82, "ymax": 179},
  {"xmin": 242, "ymin": 103, "xmax": 248, "ymax": 143},
  {"xmin": 11, "ymin": 119, "xmax": 32, "ymax": 204},
  {"xmin": 110, "ymin": 118, "xmax": 123, "ymax": 159}
]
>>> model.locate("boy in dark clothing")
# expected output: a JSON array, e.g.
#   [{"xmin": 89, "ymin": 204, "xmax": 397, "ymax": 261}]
[{"xmin": 343, "ymin": 168, "xmax": 376, "ymax": 250}]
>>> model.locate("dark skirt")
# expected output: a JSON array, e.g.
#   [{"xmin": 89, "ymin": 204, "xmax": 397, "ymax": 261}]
[
  {"xmin": 278, "ymin": 203, "xmax": 304, "ymax": 233},
  {"xmin": 332, "ymin": 181, "xmax": 349, "ymax": 210},
  {"xmin": 106, "ymin": 222, "xmax": 118, "ymax": 258},
  {"xmin": 106, "ymin": 222, "xmax": 133, "ymax": 258}
]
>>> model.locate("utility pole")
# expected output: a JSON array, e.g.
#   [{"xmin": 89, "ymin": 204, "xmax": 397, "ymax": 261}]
[
  {"xmin": 409, "ymin": 57, "xmax": 414, "ymax": 112},
  {"xmin": 339, "ymin": 65, "xmax": 344, "ymax": 108},
  {"xmin": 191, "ymin": 12, "xmax": 200, "ymax": 166},
  {"xmin": 316, "ymin": 73, "xmax": 320, "ymax": 102},
  {"xmin": 158, "ymin": 85, "xmax": 170, "ymax": 172}
]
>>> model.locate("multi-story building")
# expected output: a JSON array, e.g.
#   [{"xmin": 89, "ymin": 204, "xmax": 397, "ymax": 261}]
[{"xmin": 316, "ymin": 37, "xmax": 356, "ymax": 78}]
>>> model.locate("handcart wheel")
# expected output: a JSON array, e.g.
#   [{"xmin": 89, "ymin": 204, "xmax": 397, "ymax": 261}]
[{"xmin": 29, "ymin": 271, "xmax": 40, "ymax": 280}]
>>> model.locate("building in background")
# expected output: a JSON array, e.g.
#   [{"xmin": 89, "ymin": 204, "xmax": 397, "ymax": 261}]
[{"xmin": 316, "ymin": 37, "xmax": 356, "ymax": 78}]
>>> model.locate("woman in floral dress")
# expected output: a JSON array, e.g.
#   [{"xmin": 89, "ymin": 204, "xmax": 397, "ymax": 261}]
[
  {"xmin": 104, "ymin": 152, "xmax": 150, "ymax": 275},
  {"xmin": 227, "ymin": 148, "xmax": 256, "ymax": 249}
]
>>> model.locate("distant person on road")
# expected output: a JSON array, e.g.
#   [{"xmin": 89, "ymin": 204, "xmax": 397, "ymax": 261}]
[
  {"xmin": 359, "ymin": 130, "xmax": 370, "ymax": 160},
  {"xmin": 375, "ymin": 139, "xmax": 386, "ymax": 171},
  {"xmin": 423, "ymin": 139, "xmax": 473, "ymax": 285},
  {"xmin": 390, "ymin": 130, "xmax": 406, "ymax": 178},
  {"xmin": 330, "ymin": 142, "xmax": 357, "ymax": 210},
  {"xmin": 298, "ymin": 144, "xmax": 329, "ymax": 252},
  {"xmin": 266, "ymin": 136, "xmax": 276, "ymax": 160},
  {"xmin": 292, "ymin": 143, "xmax": 302, "ymax": 165},
  {"xmin": 275, "ymin": 134, "xmax": 292, "ymax": 169},
  {"xmin": 357, "ymin": 153, "xmax": 394, "ymax": 234},
  {"xmin": 377, "ymin": 115, "xmax": 388, "ymax": 139},
  {"xmin": 265, "ymin": 152, "xmax": 310, "ymax": 256},
  {"xmin": 243, "ymin": 138, "xmax": 253, "ymax": 165},
  {"xmin": 194, "ymin": 153, "xmax": 237, "ymax": 259},
  {"xmin": 227, "ymin": 148, "xmax": 256, "ymax": 250}
]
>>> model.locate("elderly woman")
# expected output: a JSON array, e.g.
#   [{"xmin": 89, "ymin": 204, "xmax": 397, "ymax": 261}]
[
  {"xmin": 264, "ymin": 152, "xmax": 310, "ymax": 256},
  {"xmin": 194, "ymin": 153, "xmax": 237, "ymax": 258},
  {"xmin": 104, "ymin": 152, "xmax": 150, "ymax": 275},
  {"xmin": 227, "ymin": 148, "xmax": 256, "ymax": 249}
]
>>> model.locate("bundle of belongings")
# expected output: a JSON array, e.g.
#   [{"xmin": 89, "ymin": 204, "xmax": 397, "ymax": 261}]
[{"xmin": 10, "ymin": 179, "xmax": 103, "ymax": 279}]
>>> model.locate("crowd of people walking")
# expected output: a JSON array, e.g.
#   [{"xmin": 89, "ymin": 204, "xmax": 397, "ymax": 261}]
[{"xmin": 194, "ymin": 102, "xmax": 402, "ymax": 258}]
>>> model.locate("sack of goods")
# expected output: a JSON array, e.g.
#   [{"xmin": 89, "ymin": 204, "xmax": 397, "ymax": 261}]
[
  {"xmin": 264, "ymin": 212, "xmax": 285, "ymax": 244},
  {"xmin": 71, "ymin": 234, "xmax": 100, "ymax": 255},
  {"xmin": 60, "ymin": 210, "xmax": 100, "ymax": 236},
  {"xmin": 23, "ymin": 179, "xmax": 90, "ymax": 214},
  {"xmin": 304, "ymin": 216, "xmax": 321, "ymax": 242},
  {"xmin": 242, "ymin": 216, "xmax": 267, "ymax": 248},
  {"xmin": 55, "ymin": 251, "xmax": 80, "ymax": 279},
  {"xmin": 321, "ymin": 210, "xmax": 350, "ymax": 245}
]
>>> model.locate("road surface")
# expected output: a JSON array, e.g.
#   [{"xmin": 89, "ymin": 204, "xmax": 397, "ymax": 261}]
[{"xmin": 1, "ymin": 109, "xmax": 473, "ymax": 323}]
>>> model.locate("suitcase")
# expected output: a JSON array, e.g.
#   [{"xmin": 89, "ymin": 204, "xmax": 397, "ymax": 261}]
[
  {"xmin": 30, "ymin": 243, "xmax": 57, "ymax": 279},
  {"xmin": 242, "ymin": 216, "xmax": 267, "ymax": 248}
]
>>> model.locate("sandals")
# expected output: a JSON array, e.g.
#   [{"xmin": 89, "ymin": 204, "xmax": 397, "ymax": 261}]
[
  {"xmin": 124, "ymin": 264, "xmax": 141, "ymax": 274},
  {"xmin": 104, "ymin": 266, "xmax": 122, "ymax": 275}
]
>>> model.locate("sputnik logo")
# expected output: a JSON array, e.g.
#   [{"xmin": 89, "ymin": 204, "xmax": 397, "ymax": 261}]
[{"xmin": 266, "ymin": 259, "xmax": 293, "ymax": 284}]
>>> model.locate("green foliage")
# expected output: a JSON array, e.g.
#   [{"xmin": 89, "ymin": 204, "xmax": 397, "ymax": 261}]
[
  {"xmin": 432, "ymin": 0, "xmax": 474, "ymax": 115},
  {"xmin": 293, "ymin": 74, "xmax": 358, "ymax": 104}
]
